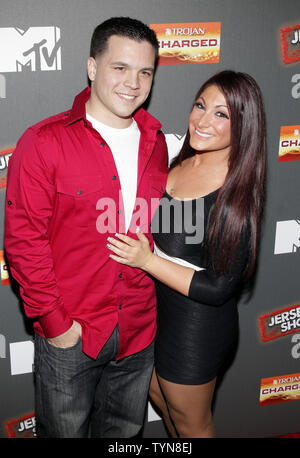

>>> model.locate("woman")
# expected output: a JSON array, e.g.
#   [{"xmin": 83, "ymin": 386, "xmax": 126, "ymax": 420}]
[{"xmin": 107, "ymin": 70, "xmax": 266, "ymax": 437}]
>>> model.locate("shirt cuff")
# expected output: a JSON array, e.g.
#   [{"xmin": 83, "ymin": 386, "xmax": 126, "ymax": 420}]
[{"xmin": 38, "ymin": 306, "xmax": 73, "ymax": 338}]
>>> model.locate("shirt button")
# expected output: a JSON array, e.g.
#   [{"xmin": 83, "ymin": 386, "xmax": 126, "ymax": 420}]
[
  {"xmin": 7, "ymin": 200, "xmax": 12, "ymax": 205},
  {"xmin": 77, "ymin": 190, "xmax": 83, "ymax": 195},
  {"xmin": 119, "ymin": 305, "xmax": 122, "ymax": 310},
  {"xmin": 119, "ymin": 273, "xmax": 123, "ymax": 278},
  {"xmin": 112, "ymin": 175, "xmax": 117, "ymax": 180},
  {"xmin": 100, "ymin": 141, "xmax": 105, "ymax": 147},
  {"xmin": 117, "ymin": 209, "xmax": 122, "ymax": 214}
]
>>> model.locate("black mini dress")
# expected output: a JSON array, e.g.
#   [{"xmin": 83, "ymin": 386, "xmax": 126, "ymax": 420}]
[{"xmin": 151, "ymin": 189, "xmax": 249, "ymax": 385}]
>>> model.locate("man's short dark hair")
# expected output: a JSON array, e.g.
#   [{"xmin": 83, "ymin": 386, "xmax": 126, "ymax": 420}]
[{"xmin": 90, "ymin": 17, "xmax": 159, "ymax": 62}]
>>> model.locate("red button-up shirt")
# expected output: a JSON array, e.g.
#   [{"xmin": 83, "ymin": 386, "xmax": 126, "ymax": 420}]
[{"xmin": 4, "ymin": 87, "xmax": 168, "ymax": 359}]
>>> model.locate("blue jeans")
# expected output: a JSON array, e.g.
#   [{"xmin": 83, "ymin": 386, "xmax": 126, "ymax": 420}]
[{"xmin": 34, "ymin": 326, "xmax": 154, "ymax": 438}]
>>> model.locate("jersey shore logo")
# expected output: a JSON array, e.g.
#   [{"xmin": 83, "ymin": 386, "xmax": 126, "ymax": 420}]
[
  {"xmin": 259, "ymin": 303, "xmax": 300, "ymax": 342},
  {"xmin": 280, "ymin": 22, "xmax": 300, "ymax": 64},
  {"xmin": 150, "ymin": 22, "xmax": 221, "ymax": 65},
  {"xmin": 0, "ymin": 147, "xmax": 14, "ymax": 190},
  {"xmin": 274, "ymin": 220, "xmax": 300, "ymax": 255},
  {"xmin": 5, "ymin": 413, "xmax": 36, "ymax": 438},
  {"xmin": 260, "ymin": 372, "xmax": 300, "ymax": 406},
  {"xmin": 278, "ymin": 125, "xmax": 300, "ymax": 162},
  {"xmin": 0, "ymin": 26, "xmax": 61, "ymax": 72}
]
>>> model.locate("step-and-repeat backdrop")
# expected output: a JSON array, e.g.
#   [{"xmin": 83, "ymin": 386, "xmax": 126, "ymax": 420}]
[{"xmin": 0, "ymin": 0, "xmax": 299, "ymax": 438}]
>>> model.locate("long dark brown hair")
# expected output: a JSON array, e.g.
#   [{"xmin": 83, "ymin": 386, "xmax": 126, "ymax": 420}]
[{"xmin": 172, "ymin": 70, "xmax": 267, "ymax": 280}]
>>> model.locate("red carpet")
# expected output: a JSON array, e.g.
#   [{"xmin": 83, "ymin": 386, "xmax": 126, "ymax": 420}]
[{"xmin": 276, "ymin": 433, "xmax": 300, "ymax": 438}]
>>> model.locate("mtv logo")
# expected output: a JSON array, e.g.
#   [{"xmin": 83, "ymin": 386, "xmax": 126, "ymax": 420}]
[
  {"xmin": 0, "ymin": 26, "xmax": 61, "ymax": 72},
  {"xmin": 0, "ymin": 334, "xmax": 6, "ymax": 358},
  {"xmin": 0, "ymin": 74, "xmax": 6, "ymax": 98},
  {"xmin": 9, "ymin": 341, "xmax": 34, "ymax": 375},
  {"xmin": 165, "ymin": 133, "xmax": 186, "ymax": 166},
  {"xmin": 274, "ymin": 220, "xmax": 300, "ymax": 254}
]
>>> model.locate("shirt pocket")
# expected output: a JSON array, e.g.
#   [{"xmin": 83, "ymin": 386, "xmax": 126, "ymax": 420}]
[{"xmin": 56, "ymin": 176, "xmax": 103, "ymax": 228}]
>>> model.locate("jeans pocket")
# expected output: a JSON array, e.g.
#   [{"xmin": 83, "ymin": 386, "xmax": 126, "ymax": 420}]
[
  {"xmin": 36, "ymin": 335, "xmax": 88, "ymax": 382},
  {"xmin": 46, "ymin": 336, "xmax": 82, "ymax": 352}
]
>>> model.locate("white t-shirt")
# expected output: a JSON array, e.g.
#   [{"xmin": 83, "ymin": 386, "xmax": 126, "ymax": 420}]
[{"xmin": 86, "ymin": 113, "xmax": 140, "ymax": 232}]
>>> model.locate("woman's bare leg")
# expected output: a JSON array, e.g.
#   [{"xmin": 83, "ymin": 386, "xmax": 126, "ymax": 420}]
[
  {"xmin": 149, "ymin": 369, "xmax": 178, "ymax": 437},
  {"xmin": 157, "ymin": 375, "xmax": 217, "ymax": 438}
]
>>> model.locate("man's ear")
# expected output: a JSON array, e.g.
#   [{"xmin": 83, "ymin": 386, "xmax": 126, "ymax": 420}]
[{"xmin": 87, "ymin": 57, "xmax": 97, "ymax": 82}]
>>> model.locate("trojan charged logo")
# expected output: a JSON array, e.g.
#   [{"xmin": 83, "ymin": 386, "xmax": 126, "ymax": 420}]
[
  {"xmin": 0, "ymin": 250, "xmax": 10, "ymax": 286},
  {"xmin": 260, "ymin": 373, "xmax": 300, "ymax": 406},
  {"xmin": 0, "ymin": 147, "xmax": 14, "ymax": 190},
  {"xmin": 278, "ymin": 126, "xmax": 300, "ymax": 162},
  {"xmin": 150, "ymin": 22, "xmax": 221, "ymax": 65},
  {"xmin": 0, "ymin": 26, "xmax": 61, "ymax": 72}
]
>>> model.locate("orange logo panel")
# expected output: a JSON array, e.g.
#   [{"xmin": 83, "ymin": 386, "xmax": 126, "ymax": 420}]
[
  {"xmin": 150, "ymin": 22, "xmax": 221, "ymax": 65},
  {"xmin": 0, "ymin": 250, "xmax": 10, "ymax": 286},
  {"xmin": 278, "ymin": 125, "xmax": 300, "ymax": 162},
  {"xmin": 0, "ymin": 147, "xmax": 14, "ymax": 189},
  {"xmin": 260, "ymin": 373, "xmax": 300, "ymax": 406}
]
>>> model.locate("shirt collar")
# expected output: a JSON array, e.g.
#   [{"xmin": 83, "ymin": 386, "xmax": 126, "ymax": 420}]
[
  {"xmin": 64, "ymin": 87, "xmax": 91, "ymax": 126},
  {"xmin": 64, "ymin": 86, "xmax": 162, "ymax": 132}
]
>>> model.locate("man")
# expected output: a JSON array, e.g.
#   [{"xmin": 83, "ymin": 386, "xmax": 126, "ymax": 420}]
[{"xmin": 4, "ymin": 17, "xmax": 168, "ymax": 438}]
